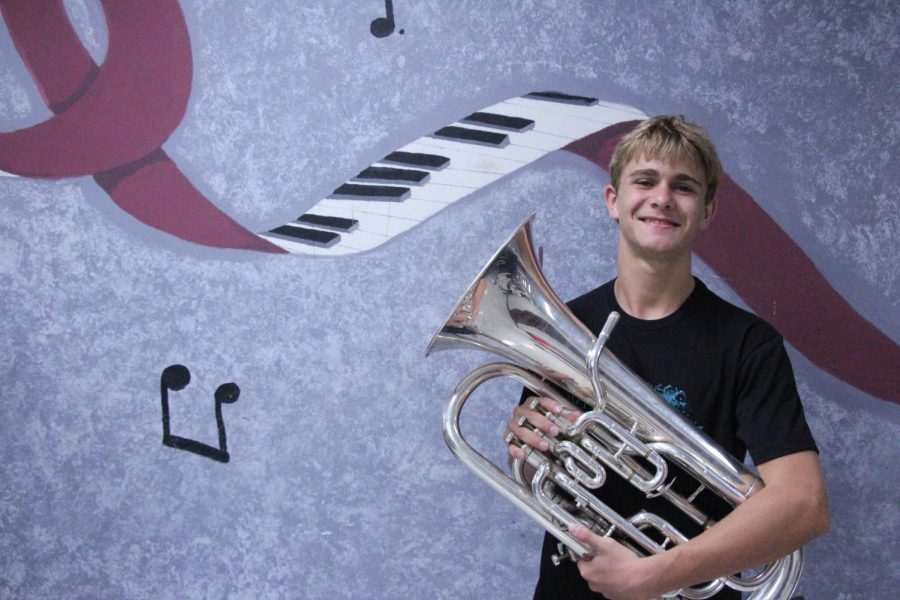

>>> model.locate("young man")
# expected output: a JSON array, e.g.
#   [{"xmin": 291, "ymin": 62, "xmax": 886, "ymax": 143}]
[{"xmin": 507, "ymin": 116, "xmax": 830, "ymax": 600}]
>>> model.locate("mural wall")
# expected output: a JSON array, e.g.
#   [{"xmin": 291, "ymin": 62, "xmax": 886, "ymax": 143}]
[{"xmin": 1, "ymin": 1, "xmax": 897, "ymax": 598}]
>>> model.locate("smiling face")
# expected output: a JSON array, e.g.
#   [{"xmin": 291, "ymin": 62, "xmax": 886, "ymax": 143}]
[{"xmin": 605, "ymin": 154, "xmax": 717, "ymax": 265}]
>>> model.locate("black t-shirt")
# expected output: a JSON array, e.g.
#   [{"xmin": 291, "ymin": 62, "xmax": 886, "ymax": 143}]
[{"xmin": 531, "ymin": 278, "xmax": 817, "ymax": 600}]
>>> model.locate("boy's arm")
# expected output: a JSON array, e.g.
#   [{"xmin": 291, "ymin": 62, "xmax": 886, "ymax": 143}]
[{"xmin": 572, "ymin": 450, "xmax": 830, "ymax": 600}]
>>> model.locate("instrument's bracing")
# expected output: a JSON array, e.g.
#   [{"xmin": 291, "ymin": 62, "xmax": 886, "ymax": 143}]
[{"xmin": 426, "ymin": 215, "xmax": 803, "ymax": 600}]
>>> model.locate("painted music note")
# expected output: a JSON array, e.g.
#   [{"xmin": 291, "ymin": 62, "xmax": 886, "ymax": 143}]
[
  {"xmin": 159, "ymin": 364, "xmax": 239, "ymax": 463},
  {"xmin": 371, "ymin": 0, "xmax": 403, "ymax": 37}
]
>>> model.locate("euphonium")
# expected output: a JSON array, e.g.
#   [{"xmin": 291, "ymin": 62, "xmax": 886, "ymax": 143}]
[{"xmin": 426, "ymin": 215, "xmax": 803, "ymax": 600}]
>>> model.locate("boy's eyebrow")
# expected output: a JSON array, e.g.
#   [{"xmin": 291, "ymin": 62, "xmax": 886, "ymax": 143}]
[
  {"xmin": 626, "ymin": 168, "xmax": 703, "ymax": 188},
  {"xmin": 626, "ymin": 168, "xmax": 659, "ymax": 179},
  {"xmin": 672, "ymin": 173, "xmax": 704, "ymax": 187}
]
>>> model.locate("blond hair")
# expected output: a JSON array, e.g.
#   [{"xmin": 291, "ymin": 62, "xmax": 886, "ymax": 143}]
[{"xmin": 609, "ymin": 116, "xmax": 723, "ymax": 204}]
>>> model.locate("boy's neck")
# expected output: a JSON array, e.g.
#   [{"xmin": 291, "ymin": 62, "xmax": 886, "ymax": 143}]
[{"xmin": 613, "ymin": 250, "xmax": 696, "ymax": 320}]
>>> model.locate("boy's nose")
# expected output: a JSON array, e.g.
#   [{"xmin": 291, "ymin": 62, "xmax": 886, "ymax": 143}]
[{"xmin": 650, "ymin": 189, "xmax": 674, "ymax": 209}]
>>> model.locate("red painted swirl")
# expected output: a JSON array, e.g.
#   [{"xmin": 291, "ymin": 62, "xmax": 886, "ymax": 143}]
[{"xmin": 0, "ymin": 0, "xmax": 284, "ymax": 253}]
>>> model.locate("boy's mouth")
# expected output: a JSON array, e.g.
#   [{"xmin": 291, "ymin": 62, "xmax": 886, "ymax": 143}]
[{"xmin": 639, "ymin": 216, "xmax": 680, "ymax": 227}]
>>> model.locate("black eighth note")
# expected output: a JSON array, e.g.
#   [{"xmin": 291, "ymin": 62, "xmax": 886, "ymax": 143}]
[
  {"xmin": 371, "ymin": 0, "xmax": 404, "ymax": 37},
  {"xmin": 160, "ymin": 364, "xmax": 239, "ymax": 463}
]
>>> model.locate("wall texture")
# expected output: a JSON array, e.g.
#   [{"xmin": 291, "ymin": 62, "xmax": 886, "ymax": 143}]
[{"xmin": 1, "ymin": 1, "xmax": 897, "ymax": 598}]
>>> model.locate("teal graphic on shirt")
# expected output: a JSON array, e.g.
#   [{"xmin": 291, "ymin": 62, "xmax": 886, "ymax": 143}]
[{"xmin": 654, "ymin": 383, "xmax": 693, "ymax": 423}]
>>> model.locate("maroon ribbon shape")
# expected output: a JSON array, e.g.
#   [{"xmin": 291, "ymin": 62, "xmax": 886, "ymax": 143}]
[{"xmin": 0, "ymin": 0, "xmax": 283, "ymax": 253}]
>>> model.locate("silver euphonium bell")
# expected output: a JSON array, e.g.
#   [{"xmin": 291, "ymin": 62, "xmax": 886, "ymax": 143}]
[{"xmin": 426, "ymin": 215, "xmax": 803, "ymax": 600}]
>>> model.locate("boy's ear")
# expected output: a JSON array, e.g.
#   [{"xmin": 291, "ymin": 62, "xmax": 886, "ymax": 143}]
[
  {"xmin": 604, "ymin": 184, "xmax": 619, "ymax": 221},
  {"xmin": 700, "ymin": 197, "xmax": 718, "ymax": 230}
]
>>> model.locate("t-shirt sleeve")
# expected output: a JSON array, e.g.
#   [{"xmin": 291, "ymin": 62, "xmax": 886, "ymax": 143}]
[{"xmin": 733, "ymin": 327, "xmax": 818, "ymax": 465}]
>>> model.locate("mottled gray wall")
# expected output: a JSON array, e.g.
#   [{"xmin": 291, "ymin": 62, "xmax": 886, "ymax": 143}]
[{"xmin": 1, "ymin": 1, "xmax": 897, "ymax": 598}]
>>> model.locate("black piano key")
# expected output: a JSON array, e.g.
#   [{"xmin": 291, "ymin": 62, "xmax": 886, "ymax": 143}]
[
  {"xmin": 431, "ymin": 125, "xmax": 509, "ymax": 148},
  {"xmin": 462, "ymin": 112, "xmax": 534, "ymax": 132},
  {"xmin": 525, "ymin": 91, "xmax": 599, "ymax": 106},
  {"xmin": 354, "ymin": 166, "xmax": 430, "ymax": 185},
  {"xmin": 381, "ymin": 151, "xmax": 449, "ymax": 170},
  {"xmin": 268, "ymin": 225, "xmax": 340, "ymax": 248},
  {"xmin": 296, "ymin": 213, "xmax": 358, "ymax": 232},
  {"xmin": 330, "ymin": 183, "xmax": 410, "ymax": 202}
]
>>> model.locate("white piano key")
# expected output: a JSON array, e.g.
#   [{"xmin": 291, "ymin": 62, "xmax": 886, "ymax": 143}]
[
  {"xmin": 295, "ymin": 212, "xmax": 423, "ymax": 252},
  {"xmin": 313, "ymin": 192, "xmax": 448, "ymax": 226},
  {"xmin": 322, "ymin": 211, "xmax": 419, "ymax": 241},
  {"xmin": 302, "ymin": 205, "xmax": 373, "ymax": 235},
  {"xmin": 316, "ymin": 241, "xmax": 368, "ymax": 256},
  {"xmin": 303, "ymin": 204, "xmax": 357, "ymax": 221},
  {"xmin": 317, "ymin": 197, "xmax": 399, "ymax": 216},
  {"xmin": 479, "ymin": 100, "xmax": 608, "ymax": 139},
  {"xmin": 312, "ymin": 199, "xmax": 394, "ymax": 226},
  {"xmin": 488, "ymin": 99, "xmax": 641, "ymax": 140},
  {"xmin": 423, "ymin": 168, "xmax": 503, "ymax": 190},
  {"xmin": 392, "ymin": 140, "xmax": 527, "ymax": 174},
  {"xmin": 259, "ymin": 233, "xmax": 352, "ymax": 256},
  {"xmin": 360, "ymin": 162, "xmax": 490, "ymax": 189},
  {"xmin": 386, "ymin": 215, "xmax": 421, "ymax": 237},
  {"xmin": 316, "ymin": 185, "xmax": 464, "ymax": 221},
  {"xmin": 354, "ymin": 211, "xmax": 391, "ymax": 235},
  {"xmin": 315, "ymin": 179, "xmax": 473, "ymax": 213},
  {"xmin": 412, "ymin": 134, "xmax": 548, "ymax": 165},
  {"xmin": 505, "ymin": 96, "xmax": 647, "ymax": 126},
  {"xmin": 407, "ymin": 182, "xmax": 481, "ymax": 204},
  {"xmin": 448, "ymin": 120, "xmax": 573, "ymax": 152},
  {"xmin": 320, "ymin": 245, "xmax": 362, "ymax": 256},
  {"xmin": 337, "ymin": 228, "xmax": 391, "ymax": 251},
  {"xmin": 258, "ymin": 233, "xmax": 307, "ymax": 253},
  {"xmin": 383, "ymin": 198, "xmax": 447, "ymax": 221}
]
